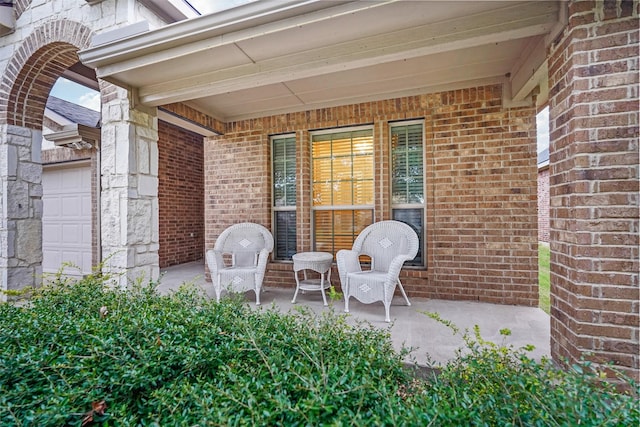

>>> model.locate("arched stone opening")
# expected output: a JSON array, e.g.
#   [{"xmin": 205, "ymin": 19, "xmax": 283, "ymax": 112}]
[{"xmin": 0, "ymin": 20, "xmax": 94, "ymax": 297}]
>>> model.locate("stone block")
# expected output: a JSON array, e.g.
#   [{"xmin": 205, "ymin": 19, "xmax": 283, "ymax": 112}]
[
  {"xmin": 138, "ymin": 174, "xmax": 157, "ymax": 196},
  {"xmin": 136, "ymin": 250, "xmax": 158, "ymax": 266},
  {"xmin": 6, "ymin": 266, "xmax": 35, "ymax": 291},
  {"xmin": 137, "ymin": 138, "xmax": 149, "ymax": 174},
  {"xmin": 6, "ymin": 181, "xmax": 29, "ymax": 219},
  {"xmin": 149, "ymin": 140, "xmax": 158, "ymax": 175},
  {"xmin": 18, "ymin": 162, "xmax": 42, "ymax": 184},
  {"xmin": 16, "ymin": 219, "xmax": 42, "ymax": 264},
  {"xmin": 31, "ymin": 131, "xmax": 42, "ymax": 163},
  {"xmin": 115, "ymin": 127, "xmax": 134, "ymax": 175},
  {"xmin": 129, "ymin": 198, "xmax": 152, "ymax": 244},
  {"xmin": 5, "ymin": 144, "xmax": 17, "ymax": 177}
]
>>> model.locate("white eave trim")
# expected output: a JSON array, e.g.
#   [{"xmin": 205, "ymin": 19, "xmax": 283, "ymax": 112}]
[
  {"xmin": 44, "ymin": 124, "xmax": 101, "ymax": 150},
  {"xmin": 79, "ymin": 0, "xmax": 388, "ymax": 68},
  {"xmin": 157, "ymin": 108, "xmax": 221, "ymax": 137}
]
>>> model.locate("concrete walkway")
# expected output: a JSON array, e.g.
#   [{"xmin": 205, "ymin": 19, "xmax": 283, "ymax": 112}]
[{"xmin": 158, "ymin": 260, "xmax": 550, "ymax": 367}]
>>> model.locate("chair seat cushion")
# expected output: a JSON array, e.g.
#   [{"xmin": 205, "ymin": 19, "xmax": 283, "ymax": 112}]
[
  {"xmin": 219, "ymin": 266, "xmax": 258, "ymax": 287},
  {"xmin": 347, "ymin": 271, "xmax": 388, "ymax": 303},
  {"xmin": 348, "ymin": 270, "xmax": 386, "ymax": 283}
]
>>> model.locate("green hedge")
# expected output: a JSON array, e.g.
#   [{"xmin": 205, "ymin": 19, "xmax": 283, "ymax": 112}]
[{"xmin": 0, "ymin": 273, "xmax": 637, "ymax": 426}]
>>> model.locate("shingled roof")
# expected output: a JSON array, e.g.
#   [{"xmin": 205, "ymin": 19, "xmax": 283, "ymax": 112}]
[{"xmin": 46, "ymin": 96, "xmax": 100, "ymax": 128}]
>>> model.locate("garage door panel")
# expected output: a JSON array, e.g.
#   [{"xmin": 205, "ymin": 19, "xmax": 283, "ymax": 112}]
[
  {"xmin": 43, "ymin": 223, "xmax": 61, "ymax": 243},
  {"xmin": 83, "ymin": 224, "xmax": 92, "ymax": 245},
  {"xmin": 81, "ymin": 195, "xmax": 92, "ymax": 216},
  {"xmin": 43, "ymin": 164, "xmax": 92, "ymax": 275},
  {"xmin": 42, "ymin": 251, "xmax": 62, "ymax": 271},
  {"xmin": 61, "ymin": 169, "xmax": 82, "ymax": 189},
  {"xmin": 83, "ymin": 252, "xmax": 93, "ymax": 272},
  {"xmin": 60, "ymin": 250, "xmax": 83, "ymax": 266},
  {"xmin": 61, "ymin": 196, "xmax": 84, "ymax": 218},
  {"xmin": 43, "ymin": 197, "xmax": 61, "ymax": 216},
  {"xmin": 62, "ymin": 223, "xmax": 84, "ymax": 243}
]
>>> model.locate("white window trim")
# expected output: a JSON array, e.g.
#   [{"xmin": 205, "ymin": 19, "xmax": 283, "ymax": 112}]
[
  {"xmin": 310, "ymin": 125, "xmax": 375, "ymax": 252},
  {"xmin": 271, "ymin": 133, "xmax": 296, "ymax": 261},
  {"xmin": 390, "ymin": 119, "xmax": 426, "ymax": 267}
]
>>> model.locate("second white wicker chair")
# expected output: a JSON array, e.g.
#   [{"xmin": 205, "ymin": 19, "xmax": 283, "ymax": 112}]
[
  {"xmin": 337, "ymin": 220, "xmax": 419, "ymax": 322},
  {"xmin": 206, "ymin": 222, "xmax": 274, "ymax": 305}
]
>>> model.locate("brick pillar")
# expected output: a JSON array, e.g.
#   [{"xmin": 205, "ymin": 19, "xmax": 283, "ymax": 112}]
[
  {"xmin": 548, "ymin": 0, "xmax": 639, "ymax": 380},
  {"xmin": 99, "ymin": 84, "xmax": 159, "ymax": 288},
  {"xmin": 0, "ymin": 125, "xmax": 43, "ymax": 300}
]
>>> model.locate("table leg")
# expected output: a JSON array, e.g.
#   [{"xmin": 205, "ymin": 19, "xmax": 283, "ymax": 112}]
[
  {"xmin": 320, "ymin": 272, "xmax": 328, "ymax": 306},
  {"xmin": 292, "ymin": 270, "xmax": 300, "ymax": 303}
]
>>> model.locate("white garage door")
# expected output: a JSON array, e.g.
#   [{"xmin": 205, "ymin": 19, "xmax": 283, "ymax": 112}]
[{"xmin": 42, "ymin": 163, "xmax": 93, "ymax": 276}]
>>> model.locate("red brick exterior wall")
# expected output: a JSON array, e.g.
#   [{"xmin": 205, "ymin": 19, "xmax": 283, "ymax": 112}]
[
  {"xmin": 205, "ymin": 83, "xmax": 539, "ymax": 306},
  {"xmin": 548, "ymin": 0, "xmax": 639, "ymax": 380},
  {"xmin": 158, "ymin": 120, "xmax": 204, "ymax": 267},
  {"xmin": 538, "ymin": 166, "xmax": 550, "ymax": 242}
]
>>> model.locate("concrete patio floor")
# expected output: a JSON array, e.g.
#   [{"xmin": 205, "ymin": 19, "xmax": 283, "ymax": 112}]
[{"xmin": 158, "ymin": 260, "xmax": 550, "ymax": 367}]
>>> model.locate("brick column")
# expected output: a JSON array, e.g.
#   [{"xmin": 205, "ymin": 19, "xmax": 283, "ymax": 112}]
[
  {"xmin": 99, "ymin": 84, "xmax": 159, "ymax": 288},
  {"xmin": 0, "ymin": 125, "xmax": 43, "ymax": 300},
  {"xmin": 548, "ymin": 0, "xmax": 639, "ymax": 380}
]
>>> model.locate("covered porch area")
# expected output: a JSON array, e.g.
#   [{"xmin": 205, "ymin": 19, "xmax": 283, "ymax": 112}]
[{"xmin": 158, "ymin": 260, "xmax": 550, "ymax": 367}]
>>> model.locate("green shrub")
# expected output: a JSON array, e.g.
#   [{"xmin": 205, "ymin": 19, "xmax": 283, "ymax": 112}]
[
  {"xmin": 0, "ymin": 273, "xmax": 637, "ymax": 426},
  {"xmin": 0, "ymin": 273, "xmax": 412, "ymax": 426},
  {"xmin": 412, "ymin": 313, "xmax": 639, "ymax": 426}
]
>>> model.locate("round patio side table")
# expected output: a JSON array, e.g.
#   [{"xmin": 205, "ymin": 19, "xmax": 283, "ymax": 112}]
[{"xmin": 291, "ymin": 251, "xmax": 333, "ymax": 306}]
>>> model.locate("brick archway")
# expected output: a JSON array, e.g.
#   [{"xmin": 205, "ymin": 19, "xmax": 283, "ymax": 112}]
[
  {"xmin": 0, "ymin": 19, "xmax": 92, "ymax": 129},
  {"xmin": 0, "ymin": 19, "xmax": 94, "ymax": 297}
]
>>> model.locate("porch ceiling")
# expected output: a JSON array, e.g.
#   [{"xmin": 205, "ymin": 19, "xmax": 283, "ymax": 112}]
[{"xmin": 79, "ymin": 0, "xmax": 562, "ymax": 122}]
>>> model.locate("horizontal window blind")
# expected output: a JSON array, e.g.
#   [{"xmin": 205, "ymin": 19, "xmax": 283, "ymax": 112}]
[
  {"xmin": 391, "ymin": 122, "xmax": 425, "ymax": 267},
  {"xmin": 272, "ymin": 136, "xmax": 296, "ymax": 260},
  {"xmin": 312, "ymin": 128, "xmax": 373, "ymax": 254}
]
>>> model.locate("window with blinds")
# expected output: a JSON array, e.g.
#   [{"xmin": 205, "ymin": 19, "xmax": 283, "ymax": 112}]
[
  {"xmin": 312, "ymin": 128, "xmax": 374, "ymax": 254},
  {"xmin": 272, "ymin": 135, "xmax": 296, "ymax": 260},
  {"xmin": 391, "ymin": 121, "xmax": 425, "ymax": 266}
]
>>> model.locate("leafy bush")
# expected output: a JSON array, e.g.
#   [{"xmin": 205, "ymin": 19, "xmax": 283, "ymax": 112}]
[
  {"xmin": 0, "ymin": 273, "xmax": 412, "ymax": 426},
  {"xmin": 0, "ymin": 273, "xmax": 637, "ymax": 426},
  {"xmin": 412, "ymin": 314, "xmax": 639, "ymax": 426}
]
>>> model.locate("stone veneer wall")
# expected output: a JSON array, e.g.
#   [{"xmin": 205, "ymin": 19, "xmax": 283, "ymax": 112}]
[
  {"xmin": 157, "ymin": 120, "xmax": 204, "ymax": 267},
  {"xmin": 0, "ymin": 0, "xmax": 169, "ymax": 294},
  {"xmin": 205, "ymin": 83, "xmax": 539, "ymax": 306}
]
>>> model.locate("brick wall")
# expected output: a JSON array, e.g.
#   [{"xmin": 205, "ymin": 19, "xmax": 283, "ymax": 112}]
[
  {"xmin": 538, "ymin": 166, "xmax": 550, "ymax": 242},
  {"xmin": 548, "ymin": 0, "xmax": 639, "ymax": 380},
  {"xmin": 205, "ymin": 83, "xmax": 539, "ymax": 306},
  {"xmin": 158, "ymin": 120, "xmax": 204, "ymax": 267}
]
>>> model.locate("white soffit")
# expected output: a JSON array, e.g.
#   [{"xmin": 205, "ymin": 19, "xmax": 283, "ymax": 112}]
[{"xmin": 80, "ymin": 0, "xmax": 560, "ymax": 122}]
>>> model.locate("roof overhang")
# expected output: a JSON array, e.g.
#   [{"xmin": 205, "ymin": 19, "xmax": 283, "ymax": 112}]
[
  {"xmin": 44, "ymin": 124, "xmax": 101, "ymax": 150},
  {"xmin": 80, "ymin": 0, "xmax": 565, "ymax": 122}
]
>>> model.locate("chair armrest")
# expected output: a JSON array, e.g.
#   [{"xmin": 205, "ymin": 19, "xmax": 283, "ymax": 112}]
[
  {"xmin": 384, "ymin": 255, "xmax": 412, "ymax": 290},
  {"xmin": 255, "ymin": 248, "xmax": 271, "ymax": 286},
  {"xmin": 336, "ymin": 249, "xmax": 362, "ymax": 289},
  {"xmin": 205, "ymin": 249, "xmax": 225, "ymax": 274}
]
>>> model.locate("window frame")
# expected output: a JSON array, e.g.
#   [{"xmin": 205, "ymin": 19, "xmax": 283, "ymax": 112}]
[
  {"xmin": 271, "ymin": 133, "xmax": 297, "ymax": 261},
  {"xmin": 389, "ymin": 119, "xmax": 426, "ymax": 267},
  {"xmin": 310, "ymin": 125, "xmax": 375, "ymax": 254}
]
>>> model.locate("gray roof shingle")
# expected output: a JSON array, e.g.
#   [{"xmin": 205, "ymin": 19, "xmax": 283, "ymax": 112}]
[{"xmin": 46, "ymin": 96, "xmax": 100, "ymax": 128}]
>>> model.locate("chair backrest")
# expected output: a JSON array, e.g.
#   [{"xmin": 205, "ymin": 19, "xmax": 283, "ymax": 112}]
[
  {"xmin": 214, "ymin": 223, "xmax": 274, "ymax": 267},
  {"xmin": 352, "ymin": 220, "xmax": 419, "ymax": 272}
]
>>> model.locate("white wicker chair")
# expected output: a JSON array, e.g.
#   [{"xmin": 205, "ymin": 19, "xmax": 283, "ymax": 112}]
[
  {"xmin": 206, "ymin": 222, "xmax": 274, "ymax": 305},
  {"xmin": 337, "ymin": 220, "xmax": 419, "ymax": 322}
]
